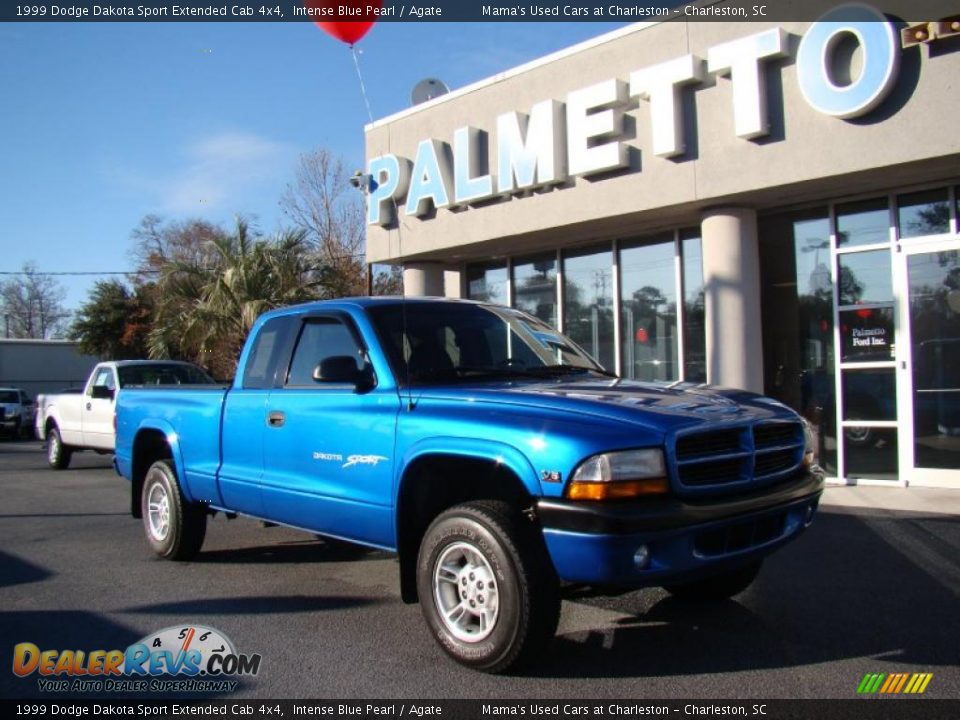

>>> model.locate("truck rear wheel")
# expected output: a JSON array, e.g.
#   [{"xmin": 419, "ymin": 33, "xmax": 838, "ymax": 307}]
[
  {"xmin": 141, "ymin": 459, "xmax": 206, "ymax": 561},
  {"xmin": 416, "ymin": 500, "xmax": 560, "ymax": 674},
  {"xmin": 47, "ymin": 427, "xmax": 72, "ymax": 470},
  {"xmin": 664, "ymin": 559, "xmax": 763, "ymax": 602}
]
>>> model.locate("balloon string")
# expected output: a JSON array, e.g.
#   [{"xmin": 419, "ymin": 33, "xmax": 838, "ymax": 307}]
[
  {"xmin": 351, "ymin": 46, "xmax": 375, "ymax": 124},
  {"xmin": 350, "ymin": 42, "xmax": 411, "ymax": 406}
]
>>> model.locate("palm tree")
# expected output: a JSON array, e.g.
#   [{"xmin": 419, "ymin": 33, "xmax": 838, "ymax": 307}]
[{"xmin": 148, "ymin": 218, "xmax": 324, "ymax": 379}]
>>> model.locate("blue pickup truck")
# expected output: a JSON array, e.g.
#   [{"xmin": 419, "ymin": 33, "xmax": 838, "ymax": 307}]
[{"xmin": 115, "ymin": 298, "xmax": 823, "ymax": 673}]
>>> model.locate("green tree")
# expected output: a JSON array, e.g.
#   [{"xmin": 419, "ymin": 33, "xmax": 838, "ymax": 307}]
[
  {"xmin": 70, "ymin": 280, "xmax": 152, "ymax": 359},
  {"xmin": 148, "ymin": 218, "xmax": 324, "ymax": 379}
]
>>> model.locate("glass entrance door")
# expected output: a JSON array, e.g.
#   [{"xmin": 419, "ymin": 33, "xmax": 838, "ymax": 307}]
[{"xmin": 898, "ymin": 240, "xmax": 960, "ymax": 487}]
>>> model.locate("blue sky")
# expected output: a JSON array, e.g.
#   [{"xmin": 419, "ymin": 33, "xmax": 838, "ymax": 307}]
[{"xmin": 0, "ymin": 20, "xmax": 630, "ymax": 311}]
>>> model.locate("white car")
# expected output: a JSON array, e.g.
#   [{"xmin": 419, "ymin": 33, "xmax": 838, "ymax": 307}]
[
  {"xmin": 35, "ymin": 360, "xmax": 215, "ymax": 469},
  {"xmin": 0, "ymin": 387, "xmax": 36, "ymax": 439}
]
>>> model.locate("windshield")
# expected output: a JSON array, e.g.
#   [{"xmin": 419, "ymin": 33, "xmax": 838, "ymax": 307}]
[
  {"xmin": 368, "ymin": 302, "xmax": 611, "ymax": 385},
  {"xmin": 117, "ymin": 364, "xmax": 215, "ymax": 387},
  {"xmin": 0, "ymin": 391, "xmax": 18, "ymax": 403}
]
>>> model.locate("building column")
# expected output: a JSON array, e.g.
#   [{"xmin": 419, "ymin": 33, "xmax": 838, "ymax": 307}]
[
  {"xmin": 700, "ymin": 208, "xmax": 764, "ymax": 393},
  {"xmin": 403, "ymin": 262, "xmax": 448, "ymax": 297}
]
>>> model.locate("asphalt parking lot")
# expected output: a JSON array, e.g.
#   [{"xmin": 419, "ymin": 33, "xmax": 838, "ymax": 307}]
[{"xmin": 1, "ymin": 438, "xmax": 958, "ymax": 700}]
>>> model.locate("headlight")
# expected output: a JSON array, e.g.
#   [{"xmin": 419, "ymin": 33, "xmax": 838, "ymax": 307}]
[{"xmin": 566, "ymin": 449, "xmax": 668, "ymax": 501}]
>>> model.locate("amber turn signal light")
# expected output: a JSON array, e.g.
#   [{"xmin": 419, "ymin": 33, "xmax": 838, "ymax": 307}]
[{"xmin": 566, "ymin": 477, "xmax": 669, "ymax": 501}]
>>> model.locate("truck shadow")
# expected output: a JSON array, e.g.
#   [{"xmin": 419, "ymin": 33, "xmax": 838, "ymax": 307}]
[
  {"xmin": 121, "ymin": 594, "xmax": 380, "ymax": 615},
  {"xmin": 530, "ymin": 508, "xmax": 960, "ymax": 678},
  {"xmin": 195, "ymin": 538, "xmax": 390, "ymax": 564},
  {"xmin": 0, "ymin": 550, "xmax": 53, "ymax": 588}
]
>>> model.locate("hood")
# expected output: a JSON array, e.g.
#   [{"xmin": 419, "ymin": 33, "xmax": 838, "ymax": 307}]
[{"xmin": 410, "ymin": 377, "xmax": 797, "ymax": 433}]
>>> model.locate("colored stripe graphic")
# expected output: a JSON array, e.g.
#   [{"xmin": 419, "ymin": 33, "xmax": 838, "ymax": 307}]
[{"xmin": 857, "ymin": 672, "xmax": 933, "ymax": 694}]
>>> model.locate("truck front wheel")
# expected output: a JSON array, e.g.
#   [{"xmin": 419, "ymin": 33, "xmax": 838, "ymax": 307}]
[
  {"xmin": 47, "ymin": 427, "xmax": 72, "ymax": 470},
  {"xmin": 416, "ymin": 501, "xmax": 560, "ymax": 674},
  {"xmin": 141, "ymin": 459, "xmax": 206, "ymax": 561},
  {"xmin": 664, "ymin": 559, "xmax": 763, "ymax": 602}
]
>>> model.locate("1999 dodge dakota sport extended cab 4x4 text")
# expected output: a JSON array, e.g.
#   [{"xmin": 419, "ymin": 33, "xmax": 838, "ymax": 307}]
[{"xmin": 115, "ymin": 298, "xmax": 824, "ymax": 673}]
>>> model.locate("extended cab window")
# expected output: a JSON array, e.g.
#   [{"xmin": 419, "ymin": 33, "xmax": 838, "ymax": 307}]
[
  {"xmin": 286, "ymin": 318, "xmax": 364, "ymax": 387},
  {"xmin": 243, "ymin": 316, "xmax": 298, "ymax": 390}
]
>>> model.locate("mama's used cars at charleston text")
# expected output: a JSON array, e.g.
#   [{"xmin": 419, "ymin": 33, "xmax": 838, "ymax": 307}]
[{"xmin": 115, "ymin": 298, "xmax": 823, "ymax": 673}]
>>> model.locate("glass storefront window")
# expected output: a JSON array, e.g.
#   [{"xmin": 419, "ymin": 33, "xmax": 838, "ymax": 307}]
[
  {"xmin": 465, "ymin": 263, "xmax": 507, "ymax": 305},
  {"xmin": 837, "ymin": 249, "xmax": 893, "ymax": 306},
  {"xmin": 842, "ymin": 369, "xmax": 897, "ymax": 421},
  {"xmin": 897, "ymin": 189, "xmax": 950, "ymax": 239},
  {"xmin": 512, "ymin": 254, "xmax": 557, "ymax": 327},
  {"xmin": 681, "ymin": 230, "xmax": 706, "ymax": 383},
  {"xmin": 844, "ymin": 430, "xmax": 899, "ymax": 480},
  {"xmin": 619, "ymin": 234, "xmax": 677, "ymax": 381},
  {"xmin": 836, "ymin": 198, "xmax": 889, "ymax": 247},
  {"xmin": 759, "ymin": 210, "xmax": 837, "ymax": 476},
  {"xmin": 909, "ymin": 250, "xmax": 960, "ymax": 470},
  {"xmin": 562, "ymin": 246, "xmax": 614, "ymax": 370}
]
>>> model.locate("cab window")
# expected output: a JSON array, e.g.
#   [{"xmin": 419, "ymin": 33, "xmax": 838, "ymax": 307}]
[{"xmin": 286, "ymin": 318, "xmax": 365, "ymax": 387}]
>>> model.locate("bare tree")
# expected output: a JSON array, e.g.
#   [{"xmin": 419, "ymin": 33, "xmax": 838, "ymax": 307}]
[
  {"xmin": 0, "ymin": 262, "xmax": 70, "ymax": 339},
  {"xmin": 130, "ymin": 214, "xmax": 225, "ymax": 280},
  {"xmin": 281, "ymin": 149, "xmax": 367, "ymax": 298}
]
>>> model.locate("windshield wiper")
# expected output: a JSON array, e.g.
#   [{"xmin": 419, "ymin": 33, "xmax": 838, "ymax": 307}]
[
  {"xmin": 408, "ymin": 364, "xmax": 618, "ymax": 383},
  {"xmin": 518, "ymin": 364, "xmax": 619, "ymax": 379}
]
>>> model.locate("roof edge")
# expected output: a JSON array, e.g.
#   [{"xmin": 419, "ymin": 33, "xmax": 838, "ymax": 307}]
[{"xmin": 364, "ymin": 20, "xmax": 663, "ymax": 132}]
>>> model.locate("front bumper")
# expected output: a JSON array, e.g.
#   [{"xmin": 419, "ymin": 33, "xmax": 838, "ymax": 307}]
[{"xmin": 537, "ymin": 469, "xmax": 823, "ymax": 586}]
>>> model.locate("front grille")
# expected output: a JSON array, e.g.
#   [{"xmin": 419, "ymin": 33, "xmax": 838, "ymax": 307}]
[
  {"xmin": 754, "ymin": 422, "xmax": 802, "ymax": 449},
  {"xmin": 673, "ymin": 421, "xmax": 805, "ymax": 492},
  {"xmin": 676, "ymin": 429, "xmax": 742, "ymax": 459},
  {"xmin": 755, "ymin": 449, "xmax": 798, "ymax": 477},
  {"xmin": 694, "ymin": 512, "xmax": 787, "ymax": 557},
  {"xmin": 678, "ymin": 458, "xmax": 744, "ymax": 486}
]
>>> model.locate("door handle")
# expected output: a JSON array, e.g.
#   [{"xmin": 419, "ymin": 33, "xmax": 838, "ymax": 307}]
[
  {"xmin": 86, "ymin": 402, "xmax": 92, "ymax": 411},
  {"xmin": 267, "ymin": 411, "xmax": 285, "ymax": 428}
]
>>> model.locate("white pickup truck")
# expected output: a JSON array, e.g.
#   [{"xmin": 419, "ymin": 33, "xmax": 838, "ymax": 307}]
[{"xmin": 35, "ymin": 360, "xmax": 215, "ymax": 469}]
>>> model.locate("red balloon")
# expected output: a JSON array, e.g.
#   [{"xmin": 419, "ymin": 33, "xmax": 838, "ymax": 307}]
[{"xmin": 304, "ymin": 0, "xmax": 381, "ymax": 45}]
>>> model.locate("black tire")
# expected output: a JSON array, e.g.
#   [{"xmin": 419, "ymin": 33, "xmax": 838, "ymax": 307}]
[
  {"xmin": 664, "ymin": 560, "xmax": 763, "ymax": 602},
  {"xmin": 46, "ymin": 427, "xmax": 73, "ymax": 470},
  {"xmin": 140, "ymin": 459, "xmax": 207, "ymax": 561},
  {"xmin": 416, "ymin": 500, "xmax": 560, "ymax": 674}
]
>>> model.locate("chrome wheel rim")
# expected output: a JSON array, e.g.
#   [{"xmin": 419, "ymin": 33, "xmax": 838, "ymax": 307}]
[
  {"xmin": 433, "ymin": 541, "xmax": 500, "ymax": 643},
  {"xmin": 146, "ymin": 477, "xmax": 171, "ymax": 542},
  {"xmin": 48, "ymin": 433, "xmax": 59, "ymax": 463}
]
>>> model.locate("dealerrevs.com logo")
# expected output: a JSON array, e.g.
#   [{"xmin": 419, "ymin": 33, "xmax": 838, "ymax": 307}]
[{"xmin": 12, "ymin": 625, "xmax": 261, "ymax": 693}]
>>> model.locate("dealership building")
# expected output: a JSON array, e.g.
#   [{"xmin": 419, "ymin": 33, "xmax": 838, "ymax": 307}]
[{"xmin": 363, "ymin": 5, "xmax": 960, "ymax": 488}]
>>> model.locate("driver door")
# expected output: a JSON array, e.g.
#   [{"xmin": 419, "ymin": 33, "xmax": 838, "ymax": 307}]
[
  {"xmin": 261, "ymin": 315, "xmax": 400, "ymax": 546},
  {"xmin": 82, "ymin": 366, "xmax": 117, "ymax": 450}
]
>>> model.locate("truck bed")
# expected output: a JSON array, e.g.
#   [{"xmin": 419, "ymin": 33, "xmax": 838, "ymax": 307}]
[{"xmin": 114, "ymin": 385, "xmax": 230, "ymax": 508}]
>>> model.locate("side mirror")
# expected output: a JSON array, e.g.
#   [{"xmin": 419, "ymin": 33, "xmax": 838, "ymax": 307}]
[
  {"xmin": 91, "ymin": 385, "xmax": 115, "ymax": 401},
  {"xmin": 313, "ymin": 356, "xmax": 360, "ymax": 384}
]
